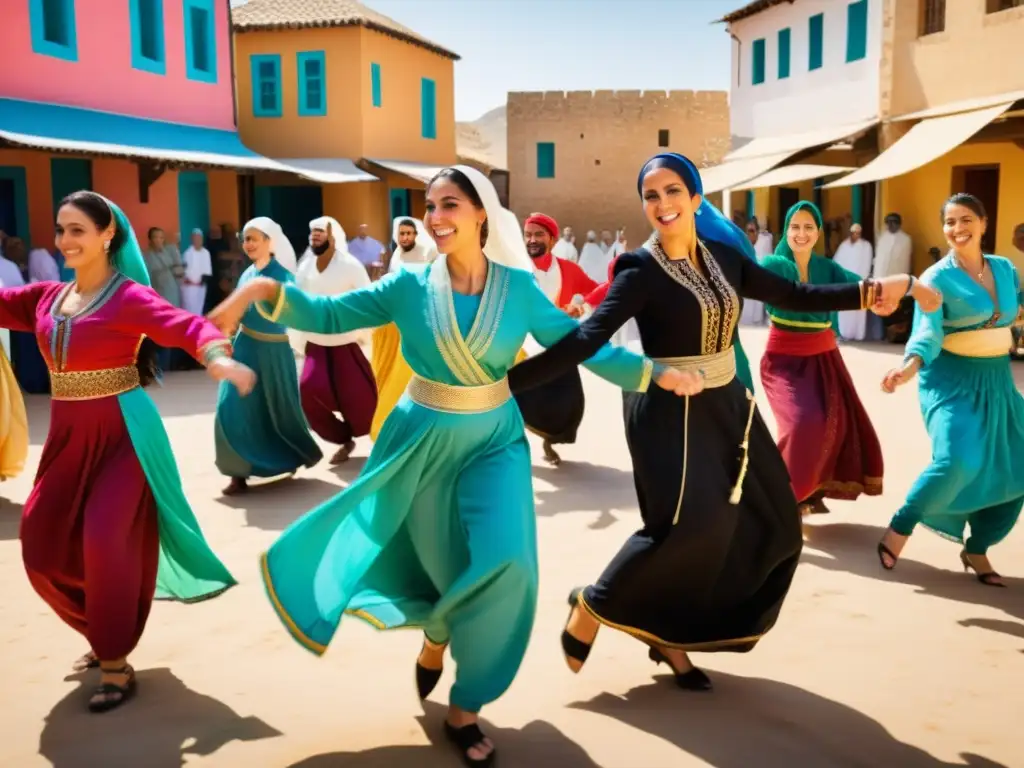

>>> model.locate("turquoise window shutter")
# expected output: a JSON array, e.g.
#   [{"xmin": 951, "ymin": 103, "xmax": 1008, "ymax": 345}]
[
  {"xmin": 846, "ymin": 0, "xmax": 868, "ymax": 63},
  {"xmin": 297, "ymin": 51, "xmax": 327, "ymax": 116},
  {"xmin": 537, "ymin": 143, "xmax": 555, "ymax": 179},
  {"xmin": 777, "ymin": 27, "xmax": 791, "ymax": 79},
  {"xmin": 808, "ymin": 13, "xmax": 824, "ymax": 70},
  {"xmin": 371, "ymin": 63, "xmax": 382, "ymax": 108},
  {"xmin": 29, "ymin": 0, "xmax": 78, "ymax": 61},
  {"xmin": 420, "ymin": 78, "xmax": 437, "ymax": 139},
  {"xmin": 130, "ymin": 0, "xmax": 166, "ymax": 74},
  {"xmin": 752, "ymin": 38, "xmax": 766, "ymax": 85},
  {"xmin": 251, "ymin": 54, "xmax": 282, "ymax": 117}
]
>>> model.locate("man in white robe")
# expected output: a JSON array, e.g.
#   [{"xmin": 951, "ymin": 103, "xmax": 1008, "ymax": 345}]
[
  {"xmin": 740, "ymin": 218, "xmax": 771, "ymax": 325},
  {"xmin": 873, "ymin": 212, "xmax": 914, "ymax": 342},
  {"xmin": 388, "ymin": 216, "xmax": 437, "ymax": 273},
  {"xmin": 577, "ymin": 230, "xmax": 611, "ymax": 282},
  {"xmin": 834, "ymin": 223, "xmax": 874, "ymax": 341},
  {"xmin": 180, "ymin": 228, "xmax": 213, "ymax": 315},
  {"xmin": 295, "ymin": 217, "xmax": 377, "ymax": 463},
  {"xmin": 551, "ymin": 226, "xmax": 578, "ymax": 263}
]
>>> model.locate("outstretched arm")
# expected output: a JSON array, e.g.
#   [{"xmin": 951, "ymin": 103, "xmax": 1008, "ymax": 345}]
[
  {"xmin": 741, "ymin": 255, "xmax": 866, "ymax": 312},
  {"xmin": 0, "ymin": 283, "xmax": 52, "ymax": 332},
  {"xmin": 509, "ymin": 266, "xmax": 652, "ymax": 393},
  {"xmin": 118, "ymin": 282, "xmax": 233, "ymax": 364}
]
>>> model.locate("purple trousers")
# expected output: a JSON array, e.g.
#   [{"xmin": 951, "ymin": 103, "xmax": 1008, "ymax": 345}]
[{"xmin": 299, "ymin": 342, "xmax": 377, "ymax": 445}]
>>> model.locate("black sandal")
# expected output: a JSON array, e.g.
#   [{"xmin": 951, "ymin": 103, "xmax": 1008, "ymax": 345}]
[
  {"xmin": 415, "ymin": 637, "xmax": 446, "ymax": 700},
  {"xmin": 649, "ymin": 647, "xmax": 713, "ymax": 691},
  {"xmin": 960, "ymin": 550, "xmax": 1006, "ymax": 588},
  {"xmin": 444, "ymin": 720, "xmax": 495, "ymax": 767},
  {"xmin": 72, "ymin": 650, "xmax": 99, "ymax": 673},
  {"xmin": 88, "ymin": 665, "xmax": 137, "ymax": 714},
  {"xmin": 876, "ymin": 541, "xmax": 898, "ymax": 571},
  {"xmin": 560, "ymin": 587, "xmax": 593, "ymax": 671}
]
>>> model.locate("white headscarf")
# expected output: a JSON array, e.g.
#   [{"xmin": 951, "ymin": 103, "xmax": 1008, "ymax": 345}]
[
  {"xmin": 299, "ymin": 215, "xmax": 348, "ymax": 268},
  {"xmin": 243, "ymin": 216, "xmax": 296, "ymax": 273},
  {"xmin": 389, "ymin": 216, "xmax": 437, "ymax": 273},
  {"xmin": 447, "ymin": 165, "xmax": 532, "ymax": 272}
]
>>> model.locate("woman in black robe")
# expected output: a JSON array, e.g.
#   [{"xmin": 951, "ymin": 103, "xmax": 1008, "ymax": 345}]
[{"xmin": 507, "ymin": 153, "xmax": 940, "ymax": 688}]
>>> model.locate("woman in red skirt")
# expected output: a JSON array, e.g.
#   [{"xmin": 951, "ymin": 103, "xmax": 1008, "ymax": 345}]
[{"xmin": 759, "ymin": 201, "xmax": 884, "ymax": 515}]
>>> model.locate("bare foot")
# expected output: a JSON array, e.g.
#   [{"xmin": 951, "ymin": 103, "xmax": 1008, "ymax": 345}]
[
  {"xmin": 446, "ymin": 705, "xmax": 494, "ymax": 763},
  {"xmin": 542, "ymin": 440, "xmax": 561, "ymax": 466},
  {"xmin": 330, "ymin": 441, "xmax": 357, "ymax": 465},
  {"xmin": 563, "ymin": 602, "xmax": 599, "ymax": 673},
  {"xmin": 222, "ymin": 477, "xmax": 248, "ymax": 496},
  {"xmin": 877, "ymin": 528, "xmax": 909, "ymax": 569}
]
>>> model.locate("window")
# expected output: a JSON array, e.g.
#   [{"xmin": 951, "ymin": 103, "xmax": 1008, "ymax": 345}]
[
  {"xmin": 920, "ymin": 0, "xmax": 945, "ymax": 34},
  {"xmin": 777, "ymin": 27, "xmax": 791, "ymax": 79},
  {"xmin": 251, "ymin": 54, "xmax": 281, "ymax": 117},
  {"xmin": 808, "ymin": 13, "xmax": 824, "ymax": 70},
  {"xmin": 846, "ymin": 0, "xmax": 868, "ymax": 62},
  {"xmin": 184, "ymin": 0, "xmax": 216, "ymax": 83},
  {"xmin": 751, "ymin": 38, "xmax": 766, "ymax": 84},
  {"xmin": 29, "ymin": 0, "xmax": 78, "ymax": 61},
  {"xmin": 658, "ymin": 129, "xmax": 670, "ymax": 147},
  {"xmin": 371, "ymin": 62, "xmax": 382, "ymax": 108},
  {"xmin": 130, "ymin": 0, "xmax": 165, "ymax": 75},
  {"xmin": 421, "ymin": 78, "xmax": 437, "ymax": 140},
  {"xmin": 537, "ymin": 143, "xmax": 555, "ymax": 179},
  {"xmin": 986, "ymin": 0, "xmax": 1020, "ymax": 13},
  {"xmin": 297, "ymin": 51, "xmax": 327, "ymax": 116}
]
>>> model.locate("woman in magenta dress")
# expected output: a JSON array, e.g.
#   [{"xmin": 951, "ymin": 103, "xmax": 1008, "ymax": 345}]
[{"xmin": 0, "ymin": 191, "xmax": 255, "ymax": 713}]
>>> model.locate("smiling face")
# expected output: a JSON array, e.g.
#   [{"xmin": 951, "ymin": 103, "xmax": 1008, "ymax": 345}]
[
  {"xmin": 943, "ymin": 203, "xmax": 985, "ymax": 255},
  {"xmin": 56, "ymin": 203, "xmax": 114, "ymax": 271},
  {"xmin": 523, "ymin": 222, "xmax": 553, "ymax": 259},
  {"xmin": 786, "ymin": 209, "xmax": 820, "ymax": 257},
  {"xmin": 424, "ymin": 179, "xmax": 486, "ymax": 255},
  {"xmin": 641, "ymin": 167, "xmax": 701, "ymax": 241},
  {"xmin": 242, "ymin": 227, "xmax": 271, "ymax": 262}
]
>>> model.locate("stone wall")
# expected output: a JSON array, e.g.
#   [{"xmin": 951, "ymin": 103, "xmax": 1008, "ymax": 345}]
[{"xmin": 507, "ymin": 90, "xmax": 730, "ymax": 248}]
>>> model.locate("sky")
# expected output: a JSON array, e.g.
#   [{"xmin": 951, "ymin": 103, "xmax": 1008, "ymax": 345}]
[{"xmin": 361, "ymin": 0, "xmax": 740, "ymax": 122}]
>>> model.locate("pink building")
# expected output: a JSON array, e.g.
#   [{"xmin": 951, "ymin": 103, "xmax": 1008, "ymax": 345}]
[{"xmin": 0, "ymin": 0, "xmax": 324, "ymax": 253}]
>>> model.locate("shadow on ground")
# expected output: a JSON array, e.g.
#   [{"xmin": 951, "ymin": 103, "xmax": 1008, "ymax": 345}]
[
  {"xmin": 287, "ymin": 701, "xmax": 598, "ymax": 767},
  {"xmin": 532, "ymin": 461, "xmax": 636, "ymax": 530},
  {"xmin": 39, "ymin": 667, "xmax": 281, "ymax": 768},
  {"xmin": 0, "ymin": 495, "xmax": 23, "ymax": 540},
  {"xmin": 571, "ymin": 674, "xmax": 1007, "ymax": 767},
  {"xmin": 216, "ymin": 476, "xmax": 341, "ymax": 531}
]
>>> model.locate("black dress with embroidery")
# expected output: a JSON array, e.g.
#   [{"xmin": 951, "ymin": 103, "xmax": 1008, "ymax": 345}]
[{"xmin": 508, "ymin": 238, "xmax": 865, "ymax": 650}]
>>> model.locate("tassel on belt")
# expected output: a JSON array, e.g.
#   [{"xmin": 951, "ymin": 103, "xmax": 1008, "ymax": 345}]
[
  {"xmin": 407, "ymin": 374, "xmax": 511, "ymax": 414},
  {"xmin": 50, "ymin": 365, "xmax": 141, "ymax": 401},
  {"xmin": 652, "ymin": 347, "xmax": 756, "ymax": 520}
]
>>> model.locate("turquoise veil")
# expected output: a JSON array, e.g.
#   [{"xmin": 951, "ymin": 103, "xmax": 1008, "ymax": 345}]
[{"xmin": 90, "ymin": 193, "xmax": 237, "ymax": 602}]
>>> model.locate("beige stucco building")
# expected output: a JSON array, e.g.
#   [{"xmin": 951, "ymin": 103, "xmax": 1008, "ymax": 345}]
[{"xmin": 507, "ymin": 90, "xmax": 730, "ymax": 248}]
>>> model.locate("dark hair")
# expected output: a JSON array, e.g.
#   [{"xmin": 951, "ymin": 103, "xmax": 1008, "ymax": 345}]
[
  {"xmin": 147, "ymin": 226, "xmax": 163, "ymax": 240},
  {"xmin": 941, "ymin": 193, "xmax": 986, "ymax": 221},
  {"xmin": 427, "ymin": 168, "xmax": 488, "ymax": 246},
  {"xmin": 747, "ymin": 216, "xmax": 760, "ymax": 229},
  {"xmin": 60, "ymin": 190, "xmax": 160, "ymax": 388},
  {"xmin": 397, "ymin": 217, "xmax": 417, "ymax": 230}
]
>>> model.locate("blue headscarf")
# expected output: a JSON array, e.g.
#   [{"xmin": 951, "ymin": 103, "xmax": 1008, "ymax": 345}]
[{"xmin": 637, "ymin": 153, "xmax": 756, "ymax": 260}]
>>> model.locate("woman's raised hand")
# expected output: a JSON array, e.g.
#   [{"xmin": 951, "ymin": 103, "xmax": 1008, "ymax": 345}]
[
  {"xmin": 874, "ymin": 275, "xmax": 942, "ymax": 314},
  {"xmin": 207, "ymin": 358, "xmax": 257, "ymax": 396},
  {"xmin": 207, "ymin": 277, "xmax": 280, "ymax": 336}
]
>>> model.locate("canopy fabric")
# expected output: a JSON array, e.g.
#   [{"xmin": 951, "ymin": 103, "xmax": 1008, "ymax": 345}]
[{"xmin": 732, "ymin": 164, "xmax": 854, "ymax": 191}]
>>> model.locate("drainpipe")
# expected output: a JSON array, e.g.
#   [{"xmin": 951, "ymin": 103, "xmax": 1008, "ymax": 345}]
[
  {"xmin": 730, "ymin": 32, "xmax": 741, "ymax": 89},
  {"xmin": 226, "ymin": 0, "xmax": 239, "ymax": 129}
]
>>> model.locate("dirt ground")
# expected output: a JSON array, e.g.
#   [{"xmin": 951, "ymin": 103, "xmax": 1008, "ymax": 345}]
[{"xmin": 0, "ymin": 327, "xmax": 1021, "ymax": 767}]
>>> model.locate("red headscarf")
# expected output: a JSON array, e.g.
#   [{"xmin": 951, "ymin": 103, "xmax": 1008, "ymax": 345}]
[{"xmin": 525, "ymin": 212, "xmax": 559, "ymax": 241}]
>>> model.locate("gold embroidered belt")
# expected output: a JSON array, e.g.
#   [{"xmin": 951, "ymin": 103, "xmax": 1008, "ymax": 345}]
[
  {"xmin": 942, "ymin": 327, "xmax": 1012, "ymax": 358},
  {"xmin": 653, "ymin": 347, "xmax": 736, "ymax": 389},
  {"xmin": 407, "ymin": 374, "xmax": 511, "ymax": 414},
  {"xmin": 50, "ymin": 365, "xmax": 140, "ymax": 401},
  {"xmin": 239, "ymin": 324, "xmax": 289, "ymax": 343}
]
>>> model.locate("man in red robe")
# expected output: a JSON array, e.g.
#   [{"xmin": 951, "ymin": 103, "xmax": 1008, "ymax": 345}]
[{"xmin": 515, "ymin": 213, "xmax": 599, "ymax": 464}]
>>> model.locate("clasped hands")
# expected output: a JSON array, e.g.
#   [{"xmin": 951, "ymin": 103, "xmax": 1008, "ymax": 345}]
[{"xmin": 871, "ymin": 275, "xmax": 942, "ymax": 316}]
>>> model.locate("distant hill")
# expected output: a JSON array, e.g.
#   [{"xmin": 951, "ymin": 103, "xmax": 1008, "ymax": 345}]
[{"xmin": 456, "ymin": 105, "xmax": 507, "ymax": 170}]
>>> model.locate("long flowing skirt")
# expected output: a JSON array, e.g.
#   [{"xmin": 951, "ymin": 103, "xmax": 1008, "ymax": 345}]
[
  {"xmin": 215, "ymin": 333, "xmax": 322, "ymax": 478},
  {"xmin": 299, "ymin": 342, "xmax": 377, "ymax": 446},
  {"xmin": 580, "ymin": 377, "xmax": 801, "ymax": 650},
  {"xmin": 261, "ymin": 394, "xmax": 538, "ymax": 712},
  {"xmin": 369, "ymin": 324, "xmax": 413, "ymax": 442},
  {"xmin": 21, "ymin": 391, "xmax": 234, "ymax": 659},
  {"xmin": 514, "ymin": 367, "xmax": 585, "ymax": 444},
  {"xmin": 0, "ymin": 347, "xmax": 28, "ymax": 481},
  {"xmin": 892, "ymin": 351, "xmax": 1024, "ymax": 551},
  {"xmin": 760, "ymin": 326, "xmax": 883, "ymax": 503}
]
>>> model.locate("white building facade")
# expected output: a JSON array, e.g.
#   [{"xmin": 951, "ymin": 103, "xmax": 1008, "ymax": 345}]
[{"xmin": 726, "ymin": 0, "xmax": 883, "ymax": 142}]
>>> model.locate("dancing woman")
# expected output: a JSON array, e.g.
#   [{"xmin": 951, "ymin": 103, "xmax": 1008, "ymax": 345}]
[
  {"xmin": 370, "ymin": 217, "xmax": 437, "ymax": 440},
  {"xmin": 209, "ymin": 166, "xmax": 692, "ymax": 767},
  {"xmin": 878, "ymin": 193, "xmax": 1024, "ymax": 585},
  {"xmin": 0, "ymin": 332, "xmax": 28, "ymax": 483},
  {"xmin": 0, "ymin": 191, "xmax": 251, "ymax": 712},
  {"xmin": 214, "ymin": 218, "xmax": 322, "ymax": 495},
  {"xmin": 507, "ymin": 153, "xmax": 939, "ymax": 688},
  {"xmin": 759, "ymin": 201, "xmax": 884, "ymax": 515}
]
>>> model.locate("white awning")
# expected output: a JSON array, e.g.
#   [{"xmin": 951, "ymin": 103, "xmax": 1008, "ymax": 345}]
[
  {"xmin": 732, "ymin": 164, "xmax": 855, "ymax": 191},
  {"xmin": 724, "ymin": 119, "xmax": 876, "ymax": 162},
  {"xmin": 271, "ymin": 158, "xmax": 378, "ymax": 184},
  {"xmin": 701, "ymin": 151, "xmax": 793, "ymax": 195},
  {"xmin": 824, "ymin": 102, "xmax": 1014, "ymax": 189},
  {"xmin": 365, "ymin": 158, "xmax": 446, "ymax": 185},
  {"xmin": 895, "ymin": 88, "xmax": 1024, "ymax": 122}
]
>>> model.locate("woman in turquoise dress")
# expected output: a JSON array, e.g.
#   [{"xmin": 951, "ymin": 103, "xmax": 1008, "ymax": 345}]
[
  {"xmin": 210, "ymin": 166, "xmax": 692, "ymax": 767},
  {"xmin": 214, "ymin": 217, "xmax": 322, "ymax": 496},
  {"xmin": 879, "ymin": 193, "xmax": 1024, "ymax": 586}
]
